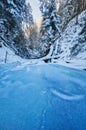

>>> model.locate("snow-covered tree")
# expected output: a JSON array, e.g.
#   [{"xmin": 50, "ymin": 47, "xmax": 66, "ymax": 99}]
[
  {"xmin": 24, "ymin": 2, "xmax": 34, "ymax": 25},
  {"xmin": 29, "ymin": 25, "xmax": 38, "ymax": 50},
  {"xmin": 39, "ymin": 0, "xmax": 61, "ymax": 46}
]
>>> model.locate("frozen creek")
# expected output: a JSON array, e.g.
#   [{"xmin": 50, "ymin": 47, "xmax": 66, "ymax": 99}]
[{"xmin": 0, "ymin": 63, "xmax": 86, "ymax": 130}]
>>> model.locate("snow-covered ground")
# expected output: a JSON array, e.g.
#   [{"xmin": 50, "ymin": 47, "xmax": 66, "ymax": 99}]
[
  {"xmin": 0, "ymin": 44, "xmax": 86, "ymax": 70},
  {"xmin": 0, "ymin": 63, "xmax": 86, "ymax": 130},
  {"xmin": 0, "ymin": 44, "xmax": 46, "ymax": 68},
  {"xmin": 0, "ymin": 45, "xmax": 27, "ymax": 64},
  {"xmin": 52, "ymin": 59, "xmax": 86, "ymax": 70}
]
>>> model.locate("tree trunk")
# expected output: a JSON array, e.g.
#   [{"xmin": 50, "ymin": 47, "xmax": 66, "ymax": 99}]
[
  {"xmin": 5, "ymin": 51, "xmax": 8, "ymax": 63},
  {"xmin": 76, "ymin": 15, "xmax": 78, "ymax": 24}
]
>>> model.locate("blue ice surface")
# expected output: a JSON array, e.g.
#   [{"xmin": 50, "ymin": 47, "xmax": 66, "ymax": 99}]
[{"xmin": 0, "ymin": 62, "xmax": 86, "ymax": 130}]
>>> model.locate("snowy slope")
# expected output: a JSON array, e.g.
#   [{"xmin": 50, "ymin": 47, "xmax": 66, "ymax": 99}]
[
  {"xmin": 0, "ymin": 44, "xmax": 25, "ymax": 64},
  {"xmin": 0, "ymin": 44, "xmax": 45, "ymax": 66},
  {"xmin": 52, "ymin": 10, "xmax": 86, "ymax": 69}
]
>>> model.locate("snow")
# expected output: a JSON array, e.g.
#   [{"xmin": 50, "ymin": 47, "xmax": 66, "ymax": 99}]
[
  {"xmin": 0, "ymin": 44, "xmax": 46, "ymax": 67},
  {"xmin": 7, "ymin": 0, "xmax": 16, "ymax": 8},
  {"xmin": 0, "ymin": 45, "xmax": 27, "ymax": 64},
  {"xmin": 0, "ymin": 9, "xmax": 86, "ymax": 70},
  {"xmin": 51, "ymin": 88, "xmax": 84, "ymax": 101},
  {"xmin": 55, "ymin": 10, "xmax": 86, "ymax": 57},
  {"xmin": 52, "ymin": 10, "xmax": 86, "ymax": 70},
  {"xmin": 0, "ymin": 63, "xmax": 86, "ymax": 130},
  {"xmin": 0, "ymin": 2, "xmax": 86, "ymax": 129},
  {"xmin": 52, "ymin": 59, "xmax": 86, "ymax": 70},
  {"xmin": 0, "ymin": 44, "xmax": 86, "ymax": 70},
  {"xmin": 0, "ymin": 8, "xmax": 86, "ymax": 127}
]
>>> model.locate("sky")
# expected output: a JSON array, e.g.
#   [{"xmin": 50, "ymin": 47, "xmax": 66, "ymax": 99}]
[{"xmin": 26, "ymin": 0, "xmax": 41, "ymax": 22}]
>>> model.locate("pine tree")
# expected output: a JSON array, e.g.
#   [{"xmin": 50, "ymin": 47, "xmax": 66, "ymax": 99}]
[
  {"xmin": 22, "ymin": 2, "xmax": 34, "ymax": 25},
  {"xmin": 25, "ymin": 2, "xmax": 34, "ymax": 25},
  {"xmin": 29, "ymin": 25, "xmax": 38, "ymax": 50},
  {"xmin": 39, "ymin": 0, "xmax": 61, "ymax": 46}
]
